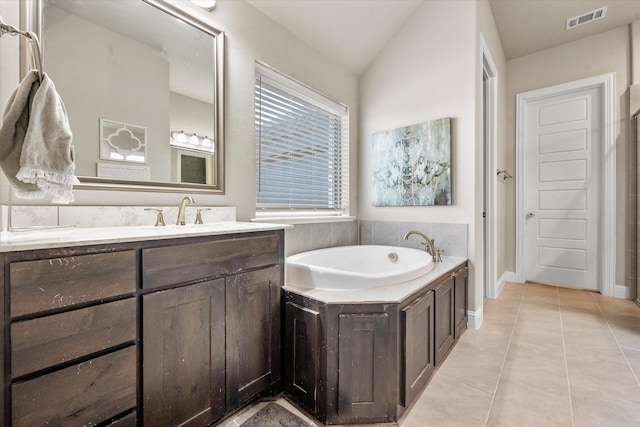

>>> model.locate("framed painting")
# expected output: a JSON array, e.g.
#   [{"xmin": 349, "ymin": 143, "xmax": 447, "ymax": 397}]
[{"xmin": 372, "ymin": 117, "xmax": 451, "ymax": 206}]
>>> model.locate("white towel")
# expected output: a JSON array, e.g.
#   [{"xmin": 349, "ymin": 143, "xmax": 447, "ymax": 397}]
[
  {"xmin": 0, "ymin": 70, "xmax": 41, "ymax": 197},
  {"xmin": 0, "ymin": 70, "xmax": 79, "ymax": 203}
]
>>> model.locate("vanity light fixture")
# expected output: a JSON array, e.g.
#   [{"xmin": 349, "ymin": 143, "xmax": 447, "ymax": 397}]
[
  {"xmin": 170, "ymin": 130, "xmax": 215, "ymax": 153},
  {"xmin": 171, "ymin": 131, "xmax": 188, "ymax": 143},
  {"xmin": 190, "ymin": 0, "xmax": 216, "ymax": 11}
]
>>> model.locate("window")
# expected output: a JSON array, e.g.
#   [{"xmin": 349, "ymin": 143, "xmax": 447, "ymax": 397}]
[{"xmin": 255, "ymin": 62, "xmax": 349, "ymax": 218}]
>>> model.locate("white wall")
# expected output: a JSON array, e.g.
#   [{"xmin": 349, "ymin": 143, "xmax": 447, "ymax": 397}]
[
  {"xmin": 359, "ymin": 1, "xmax": 482, "ymax": 312},
  {"xmin": 0, "ymin": 0, "xmax": 359, "ymax": 221},
  {"xmin": 477, "ymin": 0, "xmax": 508, "ymax": 286},
  {"xmin": 506, "ymin": 26, "xmax": 631, "ymax": 287},
  {"xmin": 632, "ymin": 20, "xmax": 640, "ymax": 85}
]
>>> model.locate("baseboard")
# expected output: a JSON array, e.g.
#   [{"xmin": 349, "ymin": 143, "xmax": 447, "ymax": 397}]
[
  {"xmin": 614, "ymin": 284, "xmax": 631, "ymax": 299},
  {"xmin": 495, "ymin": 271, "xmax": 516, "ymax": 298},
  {"xmin": 467, "ymin": 306, "xmax": 483, "ymax": 329}
]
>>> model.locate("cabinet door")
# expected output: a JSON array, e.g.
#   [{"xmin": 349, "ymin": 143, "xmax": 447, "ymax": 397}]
[
  {"xmin": 454, "ymin": 265, "xmax": 468, "ymax": 338},
  {"xmin": 401, "ymin": 290, "xmax": 435, "ymax": 406},
  {"xmin": 143, "ymin": 279, "xmax": 225, "ymax": 427},
  {"xmin": 337, "ymin": 313, "xmax": 389, "ymax": 420},
  {"xmin": 284, "ymin": 301, "xmax": 320, "ymax": 413},
  {"xmin": 226, "ymin": 265, "xmax": 281, "ymax": 409},
  {"xmin": 434, "ymin": 276, "xmax": 455, "ymax": 366}
]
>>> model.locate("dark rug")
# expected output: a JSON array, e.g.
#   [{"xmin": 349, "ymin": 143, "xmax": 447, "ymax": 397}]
[{"xmin": 241, "ymin": 402, "xmax": 309, "ymax": 427}]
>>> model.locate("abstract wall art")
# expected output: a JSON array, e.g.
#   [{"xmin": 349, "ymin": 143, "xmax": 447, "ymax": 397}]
[{"xmin": 372, "ymin": 117, "xmax": 451, "ymax": 206}]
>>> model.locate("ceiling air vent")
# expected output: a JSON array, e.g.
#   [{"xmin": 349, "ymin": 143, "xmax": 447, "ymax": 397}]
[{"xmin": 566, "ymin": 6, "xmax": 608, "ymax": 30}]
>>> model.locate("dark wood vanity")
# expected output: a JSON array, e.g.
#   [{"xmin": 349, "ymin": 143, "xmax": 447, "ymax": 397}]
[
  {"xmin": 283, "ymin": 262, "xmax": 468, "ymax": 425},
  {"xmin": 0, "ymin": 229, "xmax": 284, "ymax": 427},
  {"xmin": 0, "ymin": 226, "xmax": 467, "ymax": 427}
]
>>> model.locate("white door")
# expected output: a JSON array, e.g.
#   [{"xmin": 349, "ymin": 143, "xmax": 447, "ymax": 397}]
[{"xmin": 522, "ymin": 86, "xmax": 601, "ymax": 290}]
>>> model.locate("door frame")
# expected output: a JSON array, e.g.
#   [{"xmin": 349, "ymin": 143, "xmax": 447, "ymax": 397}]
[
  {"xmin": 480, "ymin": 34, "xmax": 498, "ymax": 299},
  {"xmin": 515, "ymin": 73, "xmax": 615, "ymax": 295}
]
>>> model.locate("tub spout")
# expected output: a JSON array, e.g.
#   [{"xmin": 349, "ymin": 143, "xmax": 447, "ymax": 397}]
[{"xmin": 403, "ymin": 230, "xmax": 437, "ymax": 262}]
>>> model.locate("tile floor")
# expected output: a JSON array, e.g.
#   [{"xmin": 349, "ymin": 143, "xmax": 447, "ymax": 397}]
[
  {"xmin": 218, "ymin": 398, "xmax": 317, "ymax": 426},
  {"xmin": 220, "ymin": 282, "xmax": 640, "ymax": 426},
  {"xmin": 400, "ymin": 282, "xmax": 640, "ymax": 427}
]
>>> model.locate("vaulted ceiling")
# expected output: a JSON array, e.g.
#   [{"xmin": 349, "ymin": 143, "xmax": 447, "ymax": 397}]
[{"xmin": 245, "ymin": 0, "xmax": 640, "ymax": 75}]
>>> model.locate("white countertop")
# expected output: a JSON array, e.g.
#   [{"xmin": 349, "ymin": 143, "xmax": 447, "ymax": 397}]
[
  {"xmin": 0, "ymin": 222, "xmax": 292, "ymax": 252},
  {"xmin": 283, "ymin": 257, "xmax": 466, "ymax": 304}
]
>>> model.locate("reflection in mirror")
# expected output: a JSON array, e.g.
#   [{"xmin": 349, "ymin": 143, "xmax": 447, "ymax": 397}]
[{"xmin": 23, "ymin": 0, "xmax": 224, "ymax": 193}]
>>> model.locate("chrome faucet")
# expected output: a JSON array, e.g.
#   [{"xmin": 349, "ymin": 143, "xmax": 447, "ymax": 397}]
[
  {"xmin": 176, "ymin": 196, "xmax": 194, "ymax": 225},
  {"xmin": 403, "ymin": 230, "xmax": 437, "ymax": 262}
]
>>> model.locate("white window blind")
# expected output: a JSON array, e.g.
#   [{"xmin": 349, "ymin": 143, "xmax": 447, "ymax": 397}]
[{"xmin": 255, "ymin": 63, "xmax": 349, "ymax": 217}]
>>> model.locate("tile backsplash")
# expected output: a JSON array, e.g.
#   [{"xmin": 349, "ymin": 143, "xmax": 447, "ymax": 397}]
[
  {"xmin": 2, "ymin": 205, "xmax": 236, "ymax": 230},
  {"xmin": 2, "ymin": 207, "xmax": 468, "ymax": 261},
  {"xmin": 285, "ymin": 219, "xmax": 467, "ymax": 259},
  {"xmin": 285, "ymin": 220, "xmax": 359, "ymax": 257},
  {"xmin": 360, "ymin": 220, "xmax": 467, "ymax": 258}
]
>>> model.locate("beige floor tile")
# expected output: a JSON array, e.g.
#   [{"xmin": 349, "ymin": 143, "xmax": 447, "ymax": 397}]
[
  {"xmin": 400, "ymin": 373, "xmax": 493, "ymax": 427},
  {"xmin": 510, "ymin": 323, "xmax": 564, "ymax": 349},
  {"xmin": 487, "ymin": 379, "xmax": 573, "ymax": 427},
  {"xmin": 622, "ymin": 347, "xmax": 640, "ymax": 383},
  {"xmin": 500, "ymin": 341, "xmax": 569, "ymax": 398},
  {"xmin": 560, "ymin": 309, "xmax": 609, "ymax": 331},
  {"xmin": 562, "ymin": 328, "xmax": 623, "ymax": 356},
  {"xmin": 458, "ymin": 324, "xmax": 514, "ymax": 350},
  {"xmin": 518, "ymin": 300, "xmax": 560, "ymax": 314},
  {"xmin": 435, "ymin": 330, "xmax": 511, "ymax": 394},
  {"xmin": 566, "ymin": 351, "xmax": 640, "ymax": 404},
  {"xmin": 522, "ymin": 287, "xmax": 560, "ymax": 304},
  {"xmin": 593, "ymin": 294, "xmax": 640, "ymax": 313},
  {"xmin": 484, "ymin": 305, "xmax": 522, "ymax": 317},
  {"xmin": 524, "ymin": 282, "xmax": 560, "ymax": 294},
  {"xmin": 605, "ymin": 319, "xmax": 640, "ymax": 351},
  {"xmin": 571, "ymin": 383, "xmax": 640, "ymax": 427},
  {"xmin": 435, "ymin": 350, "xmax": 505, "ymax": 395}
]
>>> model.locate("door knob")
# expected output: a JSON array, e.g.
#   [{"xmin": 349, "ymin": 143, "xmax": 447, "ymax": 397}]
[{"xmin": 526, "ymin": 212, "xmax": 535, "ymax": 218}]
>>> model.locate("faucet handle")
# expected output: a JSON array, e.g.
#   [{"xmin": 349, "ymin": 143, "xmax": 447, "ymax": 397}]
[
  {"xmin": 195, "ymin": 208, "xmax": 211, "ymax": 225},
  {"xmin": 436, "ymin": 248, "xmax": 444, "ymax": 262},
  {"xmin": 145, "ymin": 208, "xmax": 166, "ymax": 227}
]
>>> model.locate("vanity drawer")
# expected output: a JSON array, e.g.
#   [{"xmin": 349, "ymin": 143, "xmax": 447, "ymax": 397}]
[
  {"xmin": 142, "ymin": 233, "xmax": 281, "ymax": 289},
  {"xmin": 10, "ymin": 250, "xmax": 136, "ymax": 317},
  {"xmin": 107, "ymin": 412, "xmax": 137, "ymax": 427},
  {"xmin": 11, "ymin": 297, "xmax": 137, "ymax": 378},
  {"xmin": 11, "ymin": 346, "xmax": 137, "ymax": 427}
]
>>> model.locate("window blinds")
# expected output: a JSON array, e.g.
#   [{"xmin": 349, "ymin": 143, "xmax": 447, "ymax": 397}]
[{"xmin": 255, "ymin": 63, "xmax": 349, "ymax": 216}]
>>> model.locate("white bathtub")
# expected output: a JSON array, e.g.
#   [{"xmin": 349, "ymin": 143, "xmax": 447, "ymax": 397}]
[{"xmin": 285, "ymin": 245, "xmax": 434, "ymax": 290}]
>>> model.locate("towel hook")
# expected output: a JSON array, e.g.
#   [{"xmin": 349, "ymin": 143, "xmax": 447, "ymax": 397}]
[{"xmin": 0, "ymin": 16, "xmax": 44, "ymax": 82}]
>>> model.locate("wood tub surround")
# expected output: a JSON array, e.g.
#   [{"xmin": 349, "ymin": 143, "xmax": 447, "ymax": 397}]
[
  {"xmin": 1, "ymin": 229, "xmax": 285, "ymax": 427},
  {"xmin": 283, "ymin": 262, "xmax": 469, "ymax": 425}
]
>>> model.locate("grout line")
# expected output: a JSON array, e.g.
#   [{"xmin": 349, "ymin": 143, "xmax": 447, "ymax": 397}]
[
  {"xmin": 592, "ymin": 293, "xmax": 640, "ymax": 389},
  {"xmin": 557, "ymin": 286, "xmax": 576, "ymax": 427},
  {"xmin": 482, "ymin": 282, "xmax": 527, "ymax": 426}
]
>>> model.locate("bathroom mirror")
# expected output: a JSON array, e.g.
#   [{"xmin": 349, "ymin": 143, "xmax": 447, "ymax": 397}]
[{"xmin": 21, "ymin": 0, "xmax": 225, "ymax": 193}]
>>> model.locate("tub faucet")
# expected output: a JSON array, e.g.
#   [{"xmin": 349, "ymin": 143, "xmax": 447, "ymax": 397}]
[
  {"xmin": 176, "ymin": 196, "xmax": 194, "ymax": 225},
  {"xmin": 403, "ymin": 230, "xmax": 437, "ymax": 262}
]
